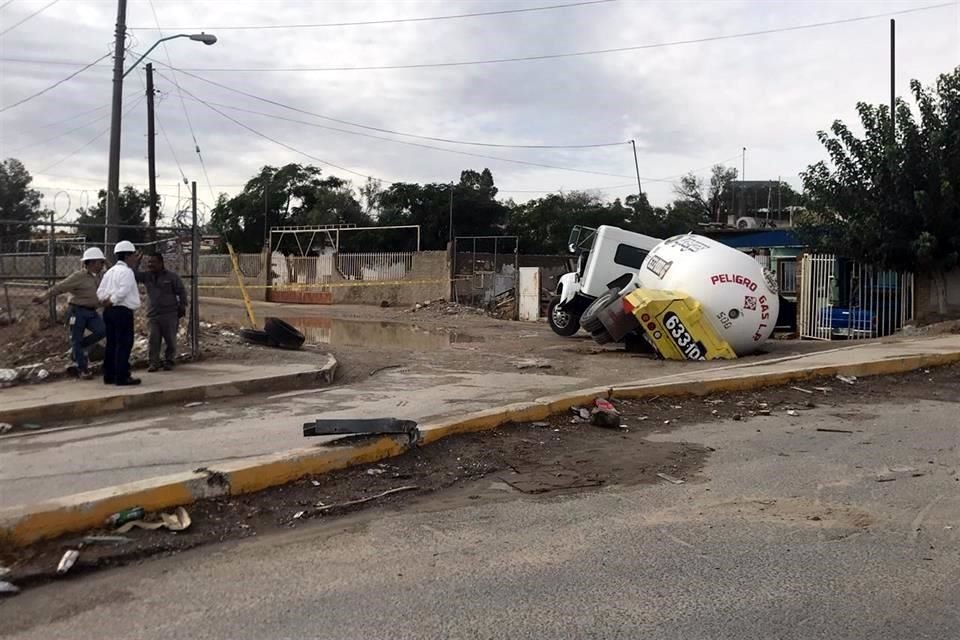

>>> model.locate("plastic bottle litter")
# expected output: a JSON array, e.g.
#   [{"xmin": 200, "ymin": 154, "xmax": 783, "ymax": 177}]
[{"xmin": 105, "ymin": 506, "xmax": 146, "ymax": 529}]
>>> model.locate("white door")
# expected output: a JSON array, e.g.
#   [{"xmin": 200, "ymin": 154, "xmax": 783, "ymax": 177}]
[{"xmin": 518, "ymin": 267, "xmax": 541, "ymax": 321}]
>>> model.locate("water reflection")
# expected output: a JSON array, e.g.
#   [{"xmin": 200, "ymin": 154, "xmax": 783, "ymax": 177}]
[{"xmin": 284, "ymin": 317, "xmax": 483, "ymax": 350}]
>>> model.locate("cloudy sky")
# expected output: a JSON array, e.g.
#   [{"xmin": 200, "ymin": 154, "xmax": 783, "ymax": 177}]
[{"xmin": 0, "ymin": 0, "xmax": 957, "ymax": 221}]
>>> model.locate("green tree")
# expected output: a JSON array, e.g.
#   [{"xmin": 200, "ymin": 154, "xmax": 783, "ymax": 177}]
[
  {"xmin": 378, "ymin": 168, "xmax": 509, "ymax": 250},
  {"xmin": 210, "ymin": 164, "xmax": 368, "ymax": 252},
  {"xmin": 798, "ymin": 66, "xmax": 960, "ymax": 313},
  {"xmin": 672, "ymin": 165, "xmax": 738, "ymax": 223},
  {"xmin": 0, "ymin": 158, "xmax": 46, "ymax": 251},
  {"xmin": 507, "ymin": 191, "xmax": 636, "ymax": 254},
  {"xmin": 75, "ymin": 186, "xmax": 155, "ymax": 245}
]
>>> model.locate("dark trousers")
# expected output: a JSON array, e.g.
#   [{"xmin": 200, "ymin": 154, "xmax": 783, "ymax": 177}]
[
  {"xmin": 148, "ymin": 312, "xmax": 179, "ymax": 367},
  {"xmin": 68, "ymin": 305, "xmax": 106, "ymax": 372},
  {"xmin": 103, "ymin": 306, "xmax": 134, "ymax": 383}
]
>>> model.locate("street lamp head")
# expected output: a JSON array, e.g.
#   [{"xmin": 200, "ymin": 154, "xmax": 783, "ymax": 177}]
[{"xmin": 189, "ymin": 32, "xmax": 217, "ymax": 45}]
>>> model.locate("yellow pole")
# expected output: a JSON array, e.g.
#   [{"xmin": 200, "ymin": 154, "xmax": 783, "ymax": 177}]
[{"xmin": 226, "ymin": 242, "xmax": 257, "ymax": 328}]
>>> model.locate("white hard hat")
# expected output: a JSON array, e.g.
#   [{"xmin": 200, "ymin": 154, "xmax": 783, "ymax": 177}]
[
  {"xmin": 114, "ymin": 240, "xmax": 136, "ymax": 254},
  {"xmin": 81, "ymin": 247, "xmax": 105, "ymax": 262}
]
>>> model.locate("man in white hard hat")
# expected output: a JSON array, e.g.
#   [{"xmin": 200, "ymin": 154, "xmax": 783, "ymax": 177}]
[
  {"xmin": 33, "ymin": 247, "xmax": 107, "ymax": 380},
  {"xmin": 97, "ymin": 240, "xmax": 142, "ymax": 386}
]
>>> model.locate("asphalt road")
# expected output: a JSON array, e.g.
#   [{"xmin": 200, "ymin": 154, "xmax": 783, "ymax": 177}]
[{"xmin": 4, "ymin": 394, "xmax": 959, "ymax": 639}]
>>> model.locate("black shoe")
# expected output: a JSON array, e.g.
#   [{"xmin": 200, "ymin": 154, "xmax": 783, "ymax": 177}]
[
  {"xmin": 66, "ymin": 365, "xmax": 79, "ymax": 378},
  {"xmin": 162, "ymin": 361, "xmax": 174, "ymax": 371},
  {"xmin": 147, "ymin": 365, "xmax": 160, "ymax": 373},
  {"xmin": 115, "ymin": 377, "xmax": 141, "ymax": 386},
  {"xmin": 103, "ymin": 378, "xmax": 115, "ymax": 385}
]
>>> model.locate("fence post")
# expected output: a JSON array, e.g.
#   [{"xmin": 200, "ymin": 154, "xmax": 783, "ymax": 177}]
[
  {"xmin": 47, "ymin": 210, "xmax": 56, "ymax": 322},
  {"xmin": 190, "ymin": 182, "xmax": 200, "ymax": 359}
]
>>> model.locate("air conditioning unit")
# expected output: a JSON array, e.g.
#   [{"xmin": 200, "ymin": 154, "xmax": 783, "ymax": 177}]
[{"xmin": 736, "ymin": 216, "xmax": 759, "ymax": 229}]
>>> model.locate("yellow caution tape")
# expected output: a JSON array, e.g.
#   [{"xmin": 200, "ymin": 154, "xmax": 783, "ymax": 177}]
[{"xmin": 196, "ymin": 277, "xmax": 463, "ymax": 290}]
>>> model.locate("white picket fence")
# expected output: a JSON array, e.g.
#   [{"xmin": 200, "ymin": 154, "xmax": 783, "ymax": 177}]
[{"xmin": 798, "ymin": 253, "xmax": 914, "ymax": 341}]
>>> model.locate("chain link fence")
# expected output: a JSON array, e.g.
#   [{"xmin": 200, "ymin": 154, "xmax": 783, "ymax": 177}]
[{"xmin": 0, "ymin": 219, "xmax": 201, "ymax": 376}]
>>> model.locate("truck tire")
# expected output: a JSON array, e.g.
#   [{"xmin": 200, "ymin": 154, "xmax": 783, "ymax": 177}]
[
  {"xmin": 264, "ymin": 317, "xmax": 306, "ymax": 350},
  {"xmin": 580, "ymin": 288, "xmax": 619, "ymax": 334},
  {"xmin": 239, "ymin": 328, "xmax": 270, "ymax": 346},
  {"xmin": 548, "ymin": 297, "xmax": 581, "ymax": 336}
]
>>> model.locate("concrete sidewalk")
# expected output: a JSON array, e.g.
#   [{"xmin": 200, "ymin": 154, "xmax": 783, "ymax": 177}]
[
  {"xmin": 2, "ymin": 334, "xmax": 959, "ymax": 540},
  {"xmin": 0, "ymin": 358, "xmax": 337, "ymax": 426}
]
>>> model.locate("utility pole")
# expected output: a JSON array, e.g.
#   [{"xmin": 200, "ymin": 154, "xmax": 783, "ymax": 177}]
[
  {"xmin": 105, "ymin": 0, "xmax": 128, "ymax": 249},
  {"xmin": 190, "ymin": 181, "xmax": 199, "ymax": 358},
  {"xmin": 145, "ymin": 63, "xmax": 158, "ymax": 243},
  {"xmin": 448, "ymin": 182, "xmax": 454, "ymax": 244},
  {"xmin": 890, "ymin": 19, "xmax": 896, "ymax": 142},
  {"xmin": 630, "ymin": 140, "xmax": 643, "ymax": 196},
  {"xmin": 262, "ymin": 178, "xmax": 270, "ymax": 252}
]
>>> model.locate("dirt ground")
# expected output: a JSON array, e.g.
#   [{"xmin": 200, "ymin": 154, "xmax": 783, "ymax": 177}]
[{"xmin": 3, "ymin": 362, "xmax": 958, "ymax": 592}]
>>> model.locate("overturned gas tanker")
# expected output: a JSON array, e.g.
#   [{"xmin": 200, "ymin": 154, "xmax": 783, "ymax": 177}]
[{"xmin": 580, "ymin": 234, "xmax": 780, "ymax": 359}]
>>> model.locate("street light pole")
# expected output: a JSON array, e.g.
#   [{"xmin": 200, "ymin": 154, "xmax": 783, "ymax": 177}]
[
  {"xmin": 104, "ymin": 0, "xmax": 127, "ymax": 249},
  {"xmin": 104, "ymin": 22, "xmax": 217, "ymax": 249}
]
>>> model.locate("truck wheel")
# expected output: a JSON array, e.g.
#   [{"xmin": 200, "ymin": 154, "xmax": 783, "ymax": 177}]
[
  {"xmin": 548, "ymin": 297, "xmax": 581, "ymax": 336},
  {"xmin": 591, "ymin": 328, "xmax": 614, "ymax": 345},
  {"xmin": 580, "ymin": 289, "xmax": 619, "ymax": 333}
]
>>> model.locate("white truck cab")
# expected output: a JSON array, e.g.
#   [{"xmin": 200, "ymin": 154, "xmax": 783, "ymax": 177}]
[{"xmin": 548, "ymin": 225, "xmax": 661, "ymax": 336}]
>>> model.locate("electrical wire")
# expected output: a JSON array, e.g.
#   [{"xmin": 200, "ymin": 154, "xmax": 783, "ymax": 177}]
[
  {"xmin": 152, "ymin": 64, "xmax": 627, "ymax": 149},
  {"xmin": 155, "ymin": 107, "xmax": 188, "ymax": 184},
  {"xmin": 0, "ymin": 0, "xmax": 18, "ymax": 11},
  {"xmin": 0, "ymin": 0, "xmax": 58, "ymax": 37},
  {"xmin": 130, "ymin": 0, "xmax": 615, "ymax": 31},
  {"xmin": 145, "ymin": 0, "xmax": 217, "ymax": 205},
  {"xmin": 143, "ymin": 2, "xmax": 956, "ymax": 72},
  {"xmin": 0, "ymin": 51, "xmax": 110, "ymax": 113},
  {"xmin": 163, "ymin": 87, "xmax": 382, "ymax": 181},
  {"xmin": 157, "ymin": 72, "xmax": 636, "ymax": 179},
  {"xmin": 6, "ymin": 109, "xmax": 112, "ymax": 155},
  {"xmin": 38, "ymin": 95, "xmax": 145, "ymax": 173},
  {"xmin": 10, "ymin": 1, "xmax": 954, "ymax": 73}
]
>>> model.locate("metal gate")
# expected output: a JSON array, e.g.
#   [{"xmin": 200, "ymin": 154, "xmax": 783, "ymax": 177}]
[{"xmin": 798, "ymin": 253, "xmax": 914, "ymax": 341}]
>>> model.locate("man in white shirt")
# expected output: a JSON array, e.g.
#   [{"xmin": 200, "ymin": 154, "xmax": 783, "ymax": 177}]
[{"xmin": 97, "ymin": 240, "xmax": 142, "ymax": 386}]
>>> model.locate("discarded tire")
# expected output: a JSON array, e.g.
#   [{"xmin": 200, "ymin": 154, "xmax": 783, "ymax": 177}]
[
  {"xmin": 239, "ymin": 328, "xmax": 270, "ymax": 346},
  {"xmin": 264, "ymin": 317, "xmax": 306, "ymax": 350}
]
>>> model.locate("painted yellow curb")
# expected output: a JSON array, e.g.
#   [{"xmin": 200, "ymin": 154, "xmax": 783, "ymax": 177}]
[{"xmin": 3, "ymin": 349, "xmax": 958, "ymax": 546}]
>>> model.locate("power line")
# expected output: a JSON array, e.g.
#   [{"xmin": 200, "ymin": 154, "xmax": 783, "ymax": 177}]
[
  {"xmin": 146, "ymin": 3, "xmax": 955, "ymax": 72},
  {"xmin": 155, "ymin": 107, "xmax": 188, "ymax": 185},
  {"xmin": 146, "ymin": 0, "xmax": 216, "ymax": 204},
  {"xmin": 156, "ymin": 77, "xmax": 381, "ymax": 181},
  {"xmin": 154, "ymin": 64, "xmax": 628, "ymax": 152},
  {"xmin": 9, "ymin": 2, "xmax": 953, "ymax": 73},
  {"xmin": 130, "ymin": 0, "xmax": 615, "ymax": 31},
  {"xmin": 6, "ymin": 109, "xmax": 111, "ymax": 155},
  {"xmin": 0, "ymin": 0, "xmax": 59, "ymax": 38},
  {"xmin": 0, "ymin": 1, "xmax": 18, "ymax": 11},
  {"xmin": 0, "ymin": 51, "xmax": 110, "ymax": 113},
  {"xmin": 157, "ymin": 73, "xmax": 635, "ymax": 179},
  {"xmin": 38, "ymin": 95, "xmax": 145, "ymax": 173}
]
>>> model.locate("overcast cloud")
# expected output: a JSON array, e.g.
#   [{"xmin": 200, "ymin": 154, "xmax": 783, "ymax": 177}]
[{"xmin": 0, "ymin": 0, "xmax": 957, "ymax": 221}]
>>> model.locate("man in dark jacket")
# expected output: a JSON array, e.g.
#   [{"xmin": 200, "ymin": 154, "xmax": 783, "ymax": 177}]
[{"xmin": 137, "ymin": 254, "xmax": 188, "ymax": 372}]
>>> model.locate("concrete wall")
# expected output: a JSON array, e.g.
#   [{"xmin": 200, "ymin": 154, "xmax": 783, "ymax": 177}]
[
  {"xmin": 331, "ymin": 251, "xmax": 449, "ymax": 306},
  {"xmin": 198, "ymin": 269, "xmax": 268, "ymax": 302},
  {"xmin": 915, "ymin": 269, "xmax": 960, "ymax": 322}
]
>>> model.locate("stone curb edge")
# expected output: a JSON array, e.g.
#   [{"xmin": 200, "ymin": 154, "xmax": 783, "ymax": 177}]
[
  {"xmin": 2, "ymin": 350, "xmax": 957, "ymax": 546},
  {"xmin": 0, "ymin": 355, "xmax": 338, "ymax": 427}
]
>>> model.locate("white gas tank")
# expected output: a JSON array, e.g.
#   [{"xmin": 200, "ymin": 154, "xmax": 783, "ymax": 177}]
[{"xmin": 637, "ymin": 234, "xmax": 779, "ymax": 355}]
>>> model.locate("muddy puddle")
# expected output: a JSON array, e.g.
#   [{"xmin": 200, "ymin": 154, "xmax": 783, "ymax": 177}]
[{"xmin": 284, "ymin": 317, "xmax": 484, "ymax": 350}]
